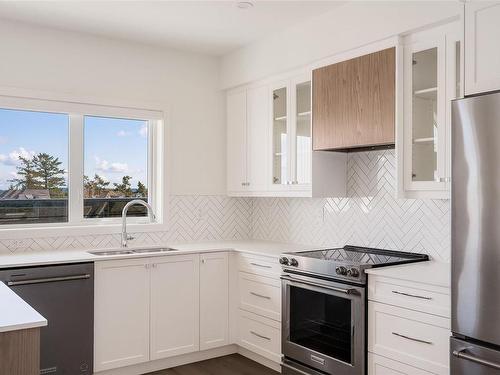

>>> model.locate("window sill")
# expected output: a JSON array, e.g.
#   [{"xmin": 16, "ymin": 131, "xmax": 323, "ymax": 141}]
[{"xmin": 0, "ymin": 220, "xmax": 168, "ymax": 240}]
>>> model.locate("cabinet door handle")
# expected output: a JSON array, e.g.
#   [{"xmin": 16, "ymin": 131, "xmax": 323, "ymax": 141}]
[
  {"xmin": 392, "ymin": 290, "xmax": 432, "ymax": 300},
  {"xmin": 250, "ymin": 331, "xmax": 271, "ymax": 341},
  {"xmin": 250, "ymin": 291, "xmax": 271, "ymax": 299},
  {"xmin": 250, "ymin": 262, "xmax": 272, "ymax": 269},
  {"xmin": 392, "ymin": 332, "xmax": 433, "ymax": 345},
  {"xmin": 437, "ymin": 177, "xmax": 451, "ymax": 182}
]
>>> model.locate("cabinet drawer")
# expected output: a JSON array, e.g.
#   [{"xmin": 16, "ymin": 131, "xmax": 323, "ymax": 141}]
[
  {"xmin": 368, "ymin": 275, "xmax": 450, "ymax": 318},
  {"xmin": 368, "ymin": 302, "xmax": 450, "ymax": 375},
  {"xmin": 238, "ymin": 254, "xmax": 281, "ymax": 277},
  {"xmin": 239, "ymin": 272, "xmax": 281, "ymax": 321},
  {"xmin": 238, "ymin": 311, "xmax": 281, "ymax": 363},
  {"xmin": 369, "ymin": 353, "xmax": 436, "ymax": 375}
]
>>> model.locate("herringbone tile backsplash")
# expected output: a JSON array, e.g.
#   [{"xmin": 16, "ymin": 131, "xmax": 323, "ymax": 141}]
[
  {"xmin": 0, "ymin": 150, "xmax": 450, "ymax": 261},
  {"xmin": 252, "ymin": 150, "xmax": 451, "ymax": 262},
  {"xmin": 0, "ymin": 196, "xmax": 253, "ymax": 253}
]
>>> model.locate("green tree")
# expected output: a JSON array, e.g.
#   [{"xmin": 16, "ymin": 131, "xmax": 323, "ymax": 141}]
[
  {"xmin": 84, "ymin": 174, "xmax": 110, "ymax": 198},
  {"xmin": 31, "ymin": 153, "xmax": 66, "ymax": 196},
  {"xmin": 136, "ymin": 181, "xmax": 148, "ymax": 197},
  {"xmin": 113, "ymin": 175, "xmax": 133, "ymax": 197},
  {"xmin": 9, "ymin": 156, "xmax": 40, "ymax": 190}
]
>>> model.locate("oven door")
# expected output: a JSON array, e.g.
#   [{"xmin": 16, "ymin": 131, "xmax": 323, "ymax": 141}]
[{"xmin": 282, "ymin": 272, "xmax": 365, "ymax": 375}]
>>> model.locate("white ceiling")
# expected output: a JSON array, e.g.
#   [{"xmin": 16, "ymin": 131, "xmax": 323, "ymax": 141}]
[{"xmin": 0, "ymin": 1, "xmax": 343, "ymax": 56}]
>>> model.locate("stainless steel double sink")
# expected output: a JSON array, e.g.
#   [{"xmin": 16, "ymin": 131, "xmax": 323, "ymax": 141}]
[{"xmin": 88, "ymin": 248, "xmax": 178, "ymax": 256}]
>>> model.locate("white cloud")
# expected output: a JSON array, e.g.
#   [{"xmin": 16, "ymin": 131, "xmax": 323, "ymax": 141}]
[
  {"xmin": 117, "ymin": 130, "xmax": 131, "ymax": 137},
  {"xmin": 0, "ymin": 147, "xmax": 36, "ymax": 166},
  {"xmin": 95, "ymin": 157, "xmax": 129, "ymax": 173},
  {"xmin": 139, "ymin": 124, "xmax": 148, "ymax": 138}
]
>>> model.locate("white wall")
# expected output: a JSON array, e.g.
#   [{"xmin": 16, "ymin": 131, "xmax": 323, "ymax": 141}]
[
  {"xmin": 220, "ymin": 1, "xmax": 462, "ymax": 89},
  {"xmin": 0, "ymin": 20, "xmax": 226, "ymax": 195}
]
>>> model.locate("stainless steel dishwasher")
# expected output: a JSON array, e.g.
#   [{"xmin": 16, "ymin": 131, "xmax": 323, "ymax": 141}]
[{"xmin": 0, "ymin": 262, "xmax": 94, "ymax": 375}]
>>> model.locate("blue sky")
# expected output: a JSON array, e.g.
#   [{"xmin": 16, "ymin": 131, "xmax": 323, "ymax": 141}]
[{"xmin": 0, "ymin": 108, "xmax": 148, "ymax": 190}]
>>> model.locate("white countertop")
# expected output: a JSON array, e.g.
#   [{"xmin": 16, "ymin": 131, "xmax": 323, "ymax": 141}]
[
  {"xmin": 365, "ymin": 260, "xmax": 450, "ymax": 288},
  {"xmin": 0, "ymin": 240, "xmax": 312, "ymax": 333},
  {"xmin": 0, "ymin": 240, "xmax": 449, "ymax": 334},
  {"xmin": 0, "ymin": 240, "xmax": 315, "ymax": 269},
  {"xmin": 0, "ymin": 281, "xmax": 47, "ymax": 333}
]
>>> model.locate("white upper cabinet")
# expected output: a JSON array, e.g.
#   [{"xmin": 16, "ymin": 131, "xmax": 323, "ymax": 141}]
[
  {"xmin": 269, "ymin": 74, "xmax": 314, "ymax": 193},
  {"xmin": 465, "ymin": 1, "xmax": 500, "ymax": 95},
  {"xmin": 227, "ymin": 85, "xmax": 269, "ymax": 195},
  {"xmin": 227, "ymin": 90, "xmax": 248, "ymax": 193},
  {"xmin": 227, "ymin": 71, "xmax": 346, "ymax": 198},
  {"xmin": 398, "ymin": 22, "xmax": 462, "ymax": 199},
  {"xmin": 200, "ymin": 252, "xmax": 229, "ymax": 351},
  {"xmin": 247, "ymin": 85, "xmax": 270, "ymax": 192},
  {"xmin": 270, "ymin": 81, "xmax": 290, "ymax": 191},
  {"xmin": 150, "ymin": 254, "xmax": 200, "ymax": 360},
  {"xmin": 94, "ymin": 258, "xmax": 151, "ymax": 372}
]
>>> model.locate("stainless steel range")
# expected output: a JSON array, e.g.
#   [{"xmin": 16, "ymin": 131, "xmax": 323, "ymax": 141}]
[{"xmin": 279, "ymin": 245, "xmax": 428, "ymax": 375}]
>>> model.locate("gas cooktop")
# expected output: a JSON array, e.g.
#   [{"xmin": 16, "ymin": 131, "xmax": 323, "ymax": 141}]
[{"xmin": 280, "ymin": 245, "xmax": 429, "ymax": 285}]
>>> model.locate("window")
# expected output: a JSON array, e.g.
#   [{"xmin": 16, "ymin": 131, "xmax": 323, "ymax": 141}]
[
  {"xmin": 0, "ymin": 96, "xmax": 163, "ymax": 229},
  {"xmin": 84, "ymin": 116, "xmax": 149, "ymax": 219},
  {"xmin": 0, "ymin": 109, "xmax": 69, "ymax": 225}
]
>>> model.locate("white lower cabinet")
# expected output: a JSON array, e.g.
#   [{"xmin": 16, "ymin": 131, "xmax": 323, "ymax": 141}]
[
  {"xmin": 150, "ymin": 254, "xmax": 200, "ymax": 360},
  {"xmin": 367, "ymin": 272, "xmax": 451, "ymax": 375},
  {"xmin": 94, "ymin": 258, "xmax": 151, "ymax": 372},
  {"xmin": 238, "ymin": 272, "xmax": 281, "ymax": 321},
  {"xmin": 238, "ymin": 310, "xmax": 281, "ymax": 363},
  {"xmin": 234, "ymin": 253, "xmax": 282, "ymax": 365},
  {"xmin": 369, "ymin": 353, "xmax": 435, "ymax": 375},
  {"xmin": 199, "ymin": 252, "xmax": 229, "ymax": 350},
  {"xmin": 368, "ymin": 302, "xmax": 450, "ymax": 375},
  {"xmin": 94, "ymin": 252, "xmax": 229, "ymax": 373}
]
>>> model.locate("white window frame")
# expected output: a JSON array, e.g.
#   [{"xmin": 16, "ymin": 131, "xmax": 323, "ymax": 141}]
[{"xmin": 0, "ymin": 94, "xmax": 167, "ymax": 239}]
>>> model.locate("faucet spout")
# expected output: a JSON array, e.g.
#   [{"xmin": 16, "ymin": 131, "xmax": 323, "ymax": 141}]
[{"xmin": 121, "ymin": 199, "xmax": 156, "ymax": 248}]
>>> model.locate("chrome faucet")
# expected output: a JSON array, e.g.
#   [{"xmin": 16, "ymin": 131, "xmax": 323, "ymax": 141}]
[{"xmin": 121, "ymin": 199, "xmax": 156, "ymax": 248}]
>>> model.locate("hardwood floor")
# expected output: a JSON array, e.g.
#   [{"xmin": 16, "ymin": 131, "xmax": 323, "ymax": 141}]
[{"xmin": 148, "ymin": 354, "xmax": 279, "ymax": 375}]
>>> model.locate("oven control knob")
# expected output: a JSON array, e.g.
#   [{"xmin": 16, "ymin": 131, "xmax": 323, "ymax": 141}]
[
  {"xmin": 347, "ymin": 267, "xmax": 360, "ymax": 277},
  {"xmin": 336, "ymin": 266, "xmax": 348, "ymax": 276},
  {"xmin": 279, "ymin": 257, "xmax": 290, "ymax": 266},
  {"xmin": 290, "ymin": 258, "xmax": 299, "ymax": 267}
]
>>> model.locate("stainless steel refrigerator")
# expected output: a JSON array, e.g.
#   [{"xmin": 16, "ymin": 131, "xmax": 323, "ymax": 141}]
[{"xmin": 451, "ymin": 91, "xmax": 500, "ymax": 373}]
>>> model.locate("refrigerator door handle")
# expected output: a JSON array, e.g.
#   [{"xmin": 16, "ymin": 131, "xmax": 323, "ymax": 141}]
[{"xmin": 453, "ymin": 348, "xmax": 500, "ymax": 370}]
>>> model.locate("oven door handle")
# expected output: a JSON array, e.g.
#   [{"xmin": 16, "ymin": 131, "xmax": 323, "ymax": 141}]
[
  {"xmin": 281, "ymin": 275, "xmax": 357, "ymax": 295},
  {"xmin": 281, "ymin": 362, "xmax": 311, "ymax": 375}
]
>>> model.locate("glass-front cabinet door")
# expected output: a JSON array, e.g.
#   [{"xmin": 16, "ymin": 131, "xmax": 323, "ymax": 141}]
[
  {"xmin": 401, "ymin": 22, "xmax": 462, "ymax": 198},
  {"xmin": 270, "ymin": 75, "xmax": 312, "ymax": 191},
  {"xmin": 292, "ymin": 77, "xmax": 312, "ymax": 187},
  {"xmin": 409, "ymin": 44, "xmax": 444, "ymax": 186},
  {"xmin": 271, "ymin": 83, "xmax": 289, "ymax": 187},
  {"xmin": 404, "ymin": 36, "xmax": 448, "ymax": 193}
]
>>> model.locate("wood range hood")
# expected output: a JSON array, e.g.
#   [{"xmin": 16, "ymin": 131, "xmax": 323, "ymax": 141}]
[{"xmin": 312, "ymin": 47, "xmax": 396, "ymax": 152}]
